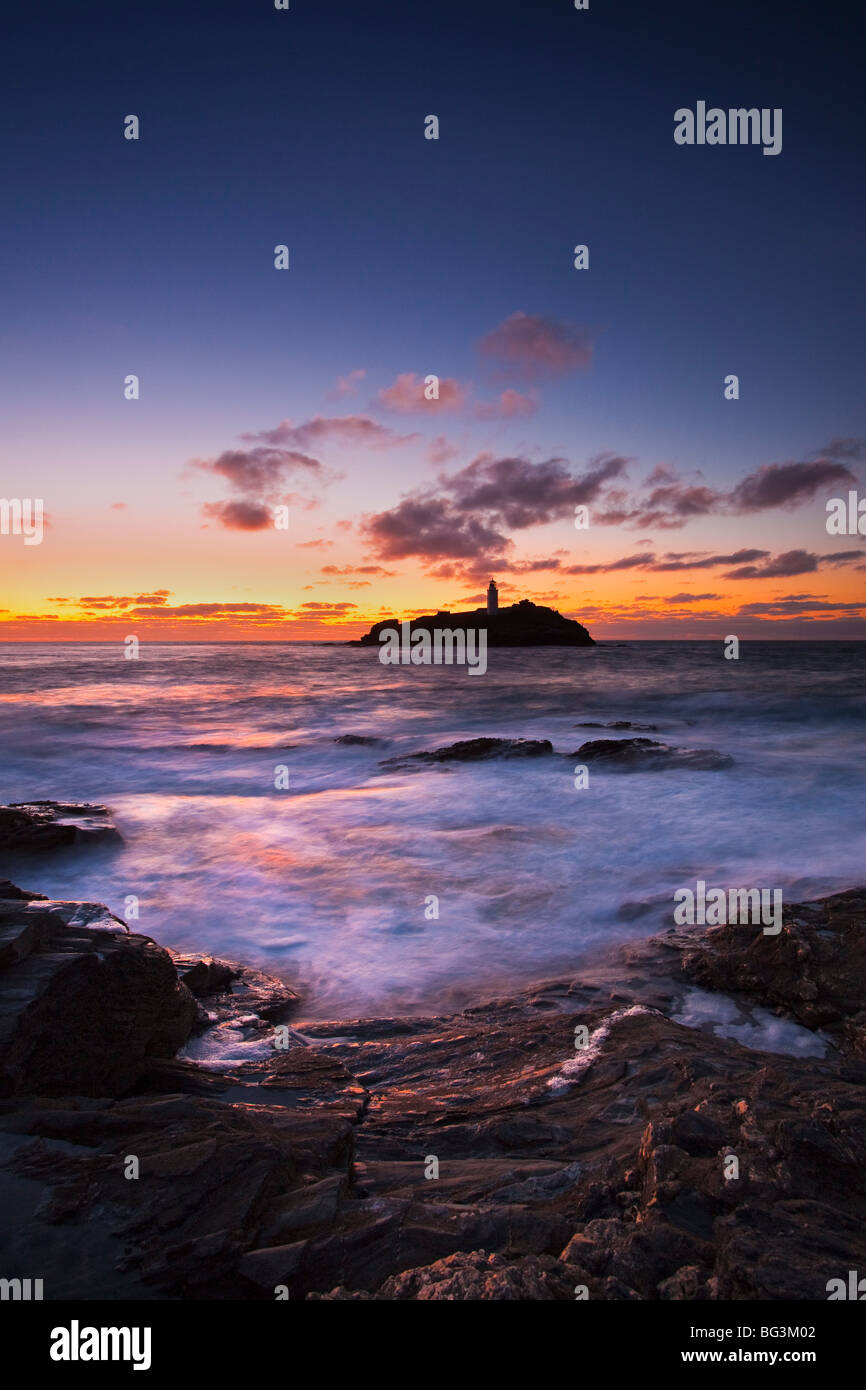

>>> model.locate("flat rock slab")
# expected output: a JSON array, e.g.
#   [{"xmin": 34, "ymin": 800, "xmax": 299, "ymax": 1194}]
[{"xmin": 0, "ymin": 802, "xmax": 121, "ymax": 852}]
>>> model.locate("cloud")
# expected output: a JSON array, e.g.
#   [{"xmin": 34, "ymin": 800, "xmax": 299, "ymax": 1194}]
[
  {"xmin": 729, "ymin": 460, "xmax": 856, "ymax": 511},
  {"xmin": 477, "ymin": 312, "xmax": 594, "ymax": 383},
  {"xmin": 649, "ymin": 549, "xmax": 770, "ymax": 571},
  {"xmin": 363, "ymin": 495, "xmax": 509, "ymax": 564},
  {"xmin": 194, "ymin": 446, "xmax": 323, "ymax": 527},
  {"xmin": 242, "ymin": 415, "xmax": 415, "ymax": 451},
  {"xmin": 65, "ymin": 591, "xmax": 173, "ymax": 609},
  {"xmin": 811, "ymin": 438, "xmax": 866, "ymax": 462},
  {"xmin": 723, "ymin": 548, "xmax": 864, "ymax": 579},
  {"xmin": 195, "ymin": 419, "xmax": 388, "ymax": 530},
  {"xmin": 328, "ymin": 368, "xmax": 366, "ymax": 399},
  {"xmin": 377, "ymin": 373, "xmax": 468, "ymax": 414},
  {"xmin": 565, "ymin": 552, "xmax": 653, "ymax": 575},
  {"xmin": 201, "ymin": 500, "xmax": 275, "ymax": 531},
  {"xmin": 427, "ymin": 435, "xmax": 461, "ymax": 467},
  {"xmin": 588, "ymin": 456, "xmax": 858, "ymax": 531},
  {"xmin": 299, "ymin": 601, "xmax": 357, "ymax": 612},
  {"xmin": 664, "ymin": 592, "xmax": 721, "ymax": 603},
  {"xmin": 595, "ymin": 480, "xmax": 723, "ymax": 530},
  {"xmin": 130, "ymin": 602, "xmax": 290, "ymax": 618},
  {"xmin": 446, "ymin": 452, "xmax": 628, "ymax": 528},
  {"xmin": 737, "ymin": 594, "xmax": 866, "ymax": 616},
  {"xmin": 320, "ymin": 564, "xmax": 396, "ymax": 576},
  {"xmin": 474, "ymin": 389, "xmax": 538, "ymax": 420},
  {"xmin": 361, "ymin": 452, "xmax": 627, "ymax": 573}
]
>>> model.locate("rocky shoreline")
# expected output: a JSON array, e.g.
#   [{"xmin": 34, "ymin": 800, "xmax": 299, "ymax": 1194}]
[{"xmin": 1, "ymin": 804, "xmax": 865, "ymax": 1300}]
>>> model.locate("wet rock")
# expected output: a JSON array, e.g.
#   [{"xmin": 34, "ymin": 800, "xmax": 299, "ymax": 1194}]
[
  {"xmin": 334, "ymin": 735, "xmax": 383, "ymax": 746},
  {"xmin": 173, "ymin": 955, "xmax": 236, "ymax": 997},
  {"xmin": 571, "ymin": 739, "xmax": 733, "ymax": 771},
  {"xmin": 681, "ymin": 888, "xmax": 866, "ymax": 1052},
  {"xmin": 0, "ymin": 802, "xmax": 121, "ymax": 853},
  {"xmin": 0, "ymin": 884, "xmax": 195, "ymax": 1097},
  {"xmin": 382, "ymin": 737, "xmax": 554, "ymax": 767}
]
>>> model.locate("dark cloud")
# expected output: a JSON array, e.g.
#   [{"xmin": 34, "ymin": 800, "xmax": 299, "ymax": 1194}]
[
  {"xmin": 299, "ymin": 601, "xmax": 358, "ymax": 612},
  {"xmin": 650, "ymin": 549, "xmax": 770, "ymax": 571},
  {"xmin": 446, "ymin": 453, "xmax": 628, "ymax": 529},
  {"xmin": 362, "ymin": 495, "xmax": 509, "ymax": 563},
  {"xmin": 196, "ymin": 447, "xmax": 320, "ymax": 494},
  {"xmin": 737, "ymin": 595, "xmax": 866, "ymax": 616},
  {"xmin": 130, "ymin": 602, "xmax": 289, "ymax": 617},
  {"xmin": 811, "ymin": 438, "xmax": 866, "ymax": 462},
  {"xmin": 664, "ymin": 592, "xmax": 721, "ymax": 603},
  {"xmin": 729, "ymin": 460, "xmax": 856, "ymax": 511},
  {"xmin": 361, "ymin": 453, "xmax": 627, "ymax": 570},
  {"xmin": 723, "ymin": 548, "xmax": 864, "ymax": 579},
  {"xmin": 202, "ymin": 500, "xmax": 275, "ymax": 531},
  {"xmin": 564, "ymin": 552, "xmax": 652, "ymax": 575}
]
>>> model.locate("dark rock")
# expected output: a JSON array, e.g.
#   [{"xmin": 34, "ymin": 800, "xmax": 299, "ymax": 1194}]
[
  {"xmin": 334, "ymin": 735, "xmax": 383, "ymax": 746},
  {"xmin": 0, "ymin": 887, "xmax": 196, "ymax": 1098},
  {"xmin": 174, "ymin": 955, "xmax": 236, "ymax": 997},
  {"xmin": 681, "ymin": 888, "xmax": 866, "ymax": 1053},
  {"xmin": 383, "ymin": 737, "xmax": 554, "ymax": 767},
  {"xmin": 0, "ymin": 802, "xmax": 121, "ymax": 853},
  {"xmin": 572, "ymin": 739, "xmax": 733, "ymax": 771},
  {"xmin": 316, "ymin": 1249, "xmax": 577, "ymax": 1300}
]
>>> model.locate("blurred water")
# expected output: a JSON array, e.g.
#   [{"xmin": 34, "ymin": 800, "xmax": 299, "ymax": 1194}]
[{"xmin": 0, "ymin": 640, "xmax": 863, "ymax": 1016}]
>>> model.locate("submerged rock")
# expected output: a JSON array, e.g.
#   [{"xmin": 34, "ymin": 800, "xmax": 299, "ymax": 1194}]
[
  {"xmin": 572, "ymin": 738, "xmax": 733, "ymax": 771},
  {"xmin": 383, "ymin": 737, "xmax": 554, "ymax": 767}
]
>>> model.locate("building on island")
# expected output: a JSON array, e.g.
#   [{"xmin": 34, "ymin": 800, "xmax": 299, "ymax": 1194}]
[{"xmin": 487, "ymin": 579, "xmax": 498, "ymax": 614}]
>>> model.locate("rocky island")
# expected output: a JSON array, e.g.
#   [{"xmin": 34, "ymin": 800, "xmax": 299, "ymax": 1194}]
[{"xmin": 354, "ymin": 598, "xmax": 594, "ymax": 648}]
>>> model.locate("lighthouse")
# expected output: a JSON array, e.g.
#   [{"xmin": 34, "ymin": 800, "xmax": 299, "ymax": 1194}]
[{"xmin": 487, "ymin": 579, "xmax": 498, "ymax": 613}]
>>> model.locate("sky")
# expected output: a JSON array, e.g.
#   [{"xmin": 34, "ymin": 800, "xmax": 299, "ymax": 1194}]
[{"xmin": 1, "ymin": 0, "xmax": 864, "ymax": 640}]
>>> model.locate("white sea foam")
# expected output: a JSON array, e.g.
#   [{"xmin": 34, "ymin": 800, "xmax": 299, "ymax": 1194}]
[{"xmin": 547, "ymin": 1006, "xmax": 656, "ymax": 1092}]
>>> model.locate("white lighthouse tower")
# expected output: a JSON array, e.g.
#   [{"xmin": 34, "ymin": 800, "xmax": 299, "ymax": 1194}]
[{"xmin": 487, "ymin": 579, "xmax": 498, "ymax": 613}]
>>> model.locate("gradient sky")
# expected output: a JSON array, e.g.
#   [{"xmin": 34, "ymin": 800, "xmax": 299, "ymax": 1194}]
[{"xmin": 1, "ymin": 0, "xmax": 864, "ymax": 639}]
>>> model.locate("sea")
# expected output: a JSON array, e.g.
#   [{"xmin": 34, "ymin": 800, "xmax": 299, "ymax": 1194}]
[{"xmin": 0, "ymin": 640, "xmax": 863, "ymax": 1018}]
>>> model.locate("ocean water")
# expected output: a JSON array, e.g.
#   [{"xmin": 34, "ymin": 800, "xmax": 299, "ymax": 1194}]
[{"xmin": 0, "ymin": 640, "xmax": 863, "ymax": 1017}]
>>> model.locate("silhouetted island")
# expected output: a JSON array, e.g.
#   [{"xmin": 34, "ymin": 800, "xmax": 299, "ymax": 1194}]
[{"xmin": 354, "ymin": 598, "xmax": 594, "ymax": 647}]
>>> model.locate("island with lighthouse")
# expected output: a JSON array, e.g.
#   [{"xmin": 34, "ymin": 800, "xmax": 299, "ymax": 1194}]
[{"xmin": 353, "ymin": 579, "xmax": 595, "ymax": 647}]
